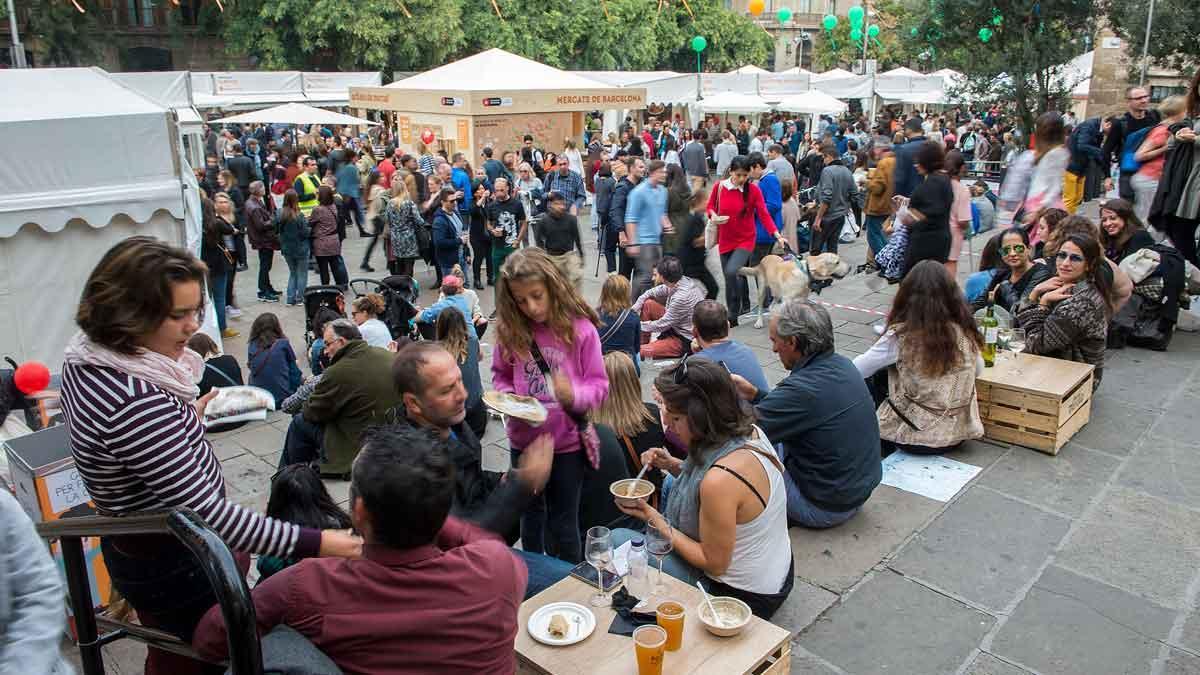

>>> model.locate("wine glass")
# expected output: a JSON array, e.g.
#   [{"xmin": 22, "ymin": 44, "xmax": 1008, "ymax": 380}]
[
  {"xmin": 584, "ymin": 526, "xmax": 613, "ymax": 607},
  {"xmin": 996, "ymin": 327, "xmax": 1013, "ymax": 363},
  {"xmin": 1007, "ymin": 328, "xmax": 1027, "ymax": 374},
  {"xmin": 645, "ymin": 517, "xmax": 674, "ymax": 596}
]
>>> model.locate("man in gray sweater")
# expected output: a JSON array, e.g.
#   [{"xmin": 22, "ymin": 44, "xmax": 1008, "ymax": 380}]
[
  {"xmin": 680, "ymin": 132, "xmax": 709, "ymax": 191},
  {"xmin": 810, "ymin": 143, "xmax": 860, "ymax": 255}
]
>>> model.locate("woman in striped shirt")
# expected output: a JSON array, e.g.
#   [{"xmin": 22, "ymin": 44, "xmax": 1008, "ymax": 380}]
[{"xmin": 60, "ymin": 237, "xmax": 360, "ymax": 675}]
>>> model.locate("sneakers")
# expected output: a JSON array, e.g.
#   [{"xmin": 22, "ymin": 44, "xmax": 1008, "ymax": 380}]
[
  {"xmin": 474, "ymin": 280, "xmax": 485, "ymax": 290},
  {"xmin": 258, "ymin": 293, "xmax": 279, "ymax": 303},
  {"xmin": 221, "ymin": 328, "xmax": 240, "ymax": 339},
  {"xmin": 360, "ymin": 265, "xmax": 375, "ymax": 273},
  {"xmin": 226, "ymin": 307, "xmax": 243, "ymax": 318}
]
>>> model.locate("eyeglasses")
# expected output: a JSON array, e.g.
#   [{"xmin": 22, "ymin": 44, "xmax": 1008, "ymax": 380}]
[
  {"xmin": 1000, "ymin": 244, "xmax": 1027, "ymax": 255},
  {"xmin": 1128, "ymin": 95, "xmax": 1150, "ymax": 101},
  {"xmin": 1056, "ymin": 251, "xmax": 1085, "ymax": 263}
]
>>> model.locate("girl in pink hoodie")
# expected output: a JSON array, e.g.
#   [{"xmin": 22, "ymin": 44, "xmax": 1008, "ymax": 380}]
[{"xmin": 492, "ymin": 248, "xmax": 609, "ymax": 563}]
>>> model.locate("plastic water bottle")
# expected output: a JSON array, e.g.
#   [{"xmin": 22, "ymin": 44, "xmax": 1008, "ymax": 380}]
[{"xmin": 628, "ymin": 537, "xmax": 649, "ymax": 600}]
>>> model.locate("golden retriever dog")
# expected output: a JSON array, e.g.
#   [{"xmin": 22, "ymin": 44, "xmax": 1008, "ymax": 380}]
[{"xmin": 738, "ymin": 251, "xmax": 851, "ymax": 328}]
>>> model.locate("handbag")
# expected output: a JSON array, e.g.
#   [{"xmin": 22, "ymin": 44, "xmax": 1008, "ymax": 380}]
[
  {"xmin": 599, "ymin": 309, "xmax": 632, "ymax": 344},
  {"xmin": 704, "ymin": 184, "xmax": 721, "ymax": 249},
  {"xmin": 529, "ymin": 341, "xmax": 601, "ymax": 471},
  {"xmin": 411, "ymin": 203, "xmax": 433, "ymax": 255}
]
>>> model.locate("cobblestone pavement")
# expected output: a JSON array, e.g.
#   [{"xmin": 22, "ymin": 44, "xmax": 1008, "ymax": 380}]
[{"xmin": 70, "ymin": 201, "xmax": 1200, "ymax": 674}]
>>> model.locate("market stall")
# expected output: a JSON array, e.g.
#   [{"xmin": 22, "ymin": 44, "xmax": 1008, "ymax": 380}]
[
  {"xmin": 110, "ymin": 70, "xmax": 207, "ymax": 166},
  {"xmin": 212, "ymin": 102, "xmax": 378, "ymax": 127},
  {"xmin": 0, "ymin": 68, "xmax": 207, "ymax": 369},
  {"xmin": 349, "ymin": 49, "xmax": 645, "ymax": 160}
]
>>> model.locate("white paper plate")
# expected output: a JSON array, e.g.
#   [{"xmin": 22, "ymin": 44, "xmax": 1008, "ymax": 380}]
[{"xmin": 527, "ymin": 601, "xmax": 596, "ymax": 647}]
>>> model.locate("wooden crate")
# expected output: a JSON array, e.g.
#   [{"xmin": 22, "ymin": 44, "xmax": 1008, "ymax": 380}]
[{"xmin": 976, "ymin": 352, "xmax": 1094, "ymax": 455}]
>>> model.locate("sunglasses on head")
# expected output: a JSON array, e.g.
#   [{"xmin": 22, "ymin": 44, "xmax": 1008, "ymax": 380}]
[
  {"xmin": 1056, "ymin": 251, "xmax": 1085, "ymax": 263},
  {"xmin": 671, "ymin": 354, "xmax": 692, "ymax": 385},
  {"xmin": 1001, "ymin": 244, "xmax": 1026, "ymax": 255}
]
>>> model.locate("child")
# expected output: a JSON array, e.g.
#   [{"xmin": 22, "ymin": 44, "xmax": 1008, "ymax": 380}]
[
  {"xmin": 491, "ymin": 248, "xmax": 609, "ymax": 563},
  {"xmin": 257, "ymin": 464, "xmax": 351, "ymax": 581}
]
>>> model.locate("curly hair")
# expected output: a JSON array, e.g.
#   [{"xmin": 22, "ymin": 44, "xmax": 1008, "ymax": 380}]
[
  {"xmin": 494, "ymin": 248, "xmax": 598, "ymax": 358},
  {"xmin": 887, "ymin": 260, "xmax": 983, "ymax": 378}
]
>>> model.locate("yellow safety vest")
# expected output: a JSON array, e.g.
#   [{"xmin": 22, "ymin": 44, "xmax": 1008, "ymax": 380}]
[{"xmin": 296, "ymin": 173, "xmax": 321, "ymax": 216}]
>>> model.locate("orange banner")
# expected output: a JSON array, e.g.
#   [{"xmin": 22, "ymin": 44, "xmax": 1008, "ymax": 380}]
[{"xmin": 399, "ymin": 116, "xmax": 412, "ymax": 143}]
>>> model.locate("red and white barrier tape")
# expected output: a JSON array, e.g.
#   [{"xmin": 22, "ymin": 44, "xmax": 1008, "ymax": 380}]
[{"xmin": 814, "ymin": 300, "xmax": 888, "ymax": 317}]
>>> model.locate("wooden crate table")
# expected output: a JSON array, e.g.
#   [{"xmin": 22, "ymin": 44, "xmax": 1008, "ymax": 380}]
[
  {"xmin": 515, "ymin": 575, "xmax": 791, "ymax": 675},
  {"xmin": 976, "ymin": 352, "xmax": 1094, "ymax": 455}
]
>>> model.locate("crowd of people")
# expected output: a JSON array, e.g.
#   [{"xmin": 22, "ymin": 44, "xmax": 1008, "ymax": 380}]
[{"xmin": 5, "ymin": 67, "xmax": 1199, "ymax": 675}]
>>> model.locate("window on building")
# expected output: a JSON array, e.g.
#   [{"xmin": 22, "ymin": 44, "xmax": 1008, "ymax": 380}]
[
  {"xmin": 1150, "ymin": 85, "xmax": 1185, "ymax": 102},
  {"xmin": 124, "ymin": 0, "xmax": 157, "ymax": 27}
]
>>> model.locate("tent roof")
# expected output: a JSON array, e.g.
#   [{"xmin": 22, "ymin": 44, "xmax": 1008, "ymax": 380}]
[
  {"xmin": 728, "ymin": 65, "xmax": 769, "ymax": 75},
  {"xmin": 212, "ymin": 102, "xmax": 378, "ymax": 126},
  {"xmin": 697, "ymin": 91, "xmax": 771, "ymax": 113},
  {"xmin": 386, "ymin": 49, "xmax": 616, "ymax": 91},
  {"xmin": 773, "ymin": 90, "xmax": 848, "ymax": 114},
  {"xmin": 779, "ymin": 67, "xmax": 812, "ymax": 75},
  {"xmin": 0, "ymin": 67, "xmax": 185, "ymax": 236},
  {"xmin": 881, "ymin": 66, "xmax": 923, "ymax": 77},
  {"xmin": 812, "ymin": 68, "xmax": 855, "ymax": 81},
  {"xmin": 574, "ymin": 71, "xmax": 683, "ymax": 86},
  {"xmin": 930, "ymin": 68, "xmax": 962, "ymax": 77}
]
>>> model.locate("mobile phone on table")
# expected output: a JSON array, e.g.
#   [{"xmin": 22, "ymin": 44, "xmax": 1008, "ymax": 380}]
[{"xmin": 569, "ymin": 561, "xmax": 623, "ymax": 593}]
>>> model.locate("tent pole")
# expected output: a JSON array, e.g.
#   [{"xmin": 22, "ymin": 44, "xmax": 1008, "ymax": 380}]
[{"xmin": 6, "ymin": 0, "xmax": 27, "ymax": 68}]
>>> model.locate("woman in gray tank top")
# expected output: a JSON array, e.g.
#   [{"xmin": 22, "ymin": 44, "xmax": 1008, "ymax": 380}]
[{"xmin": 610, "ymin": 357, "xmax": 794, "ymax": 618}]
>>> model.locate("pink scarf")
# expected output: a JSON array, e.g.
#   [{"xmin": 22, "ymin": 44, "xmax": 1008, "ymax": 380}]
[{"xmin": 63, "ymin": 332, "xmax": 204, "ymax": 402}]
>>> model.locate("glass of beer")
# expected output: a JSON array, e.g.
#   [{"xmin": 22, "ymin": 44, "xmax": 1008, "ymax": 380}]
[
  {"xmin": 633, "ymin": 625, "xmax": 668, "ymax": 675},
  {"xmin": 656, "ymin": 601, "xmax": 685, "ymax": 651}
]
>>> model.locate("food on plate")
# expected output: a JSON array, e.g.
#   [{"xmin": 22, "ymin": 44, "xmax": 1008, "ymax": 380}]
[
  {"xmin": 547, "ymin": 613, "xmax": 569, "ymax": 638},
  {"xmin": 482, "ymin": 391, "xmax": 548, "ymax": 424}
]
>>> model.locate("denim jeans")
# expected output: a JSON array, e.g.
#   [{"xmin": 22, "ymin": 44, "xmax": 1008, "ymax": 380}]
[
  {"xmin": 257, "ymin": 248, "xmax": 277, "ymax": 296},
  {"xmin": 864, "ymin": 214, "xmax": 890, "ymax": 257},
  {"xmin": 209, "ymin": 271, "xmax": 228, "ymax": 332},
  {"xmin": 776, "ymin": 442, "xmax": 860, "ymax": 528},
  {"xmin": 514, "ymin": 549, "xmax": 576, "ymax": 600},
  {"xmin": 281, "ymin": 414, "xmax": 325, "ymax": 468},
  {"xmin": 284, "ymin": 255, "xmax": 308, "ymax": 304},
  {"xmin": 633, "ymin": 244, "xmax": 662, "ymax": 298},
  {"xmin": 511, "ymin": 448, "xmax": 585, "ymax": 563},
  {"xmin": 458, "ymin": 248, "xmax": 474, "ymax": 287},
  {"xmin": 250, "ymin": 625, "xmax": 343, "ymax": 675},
  {"xmin": 340, "ymin": 196, "xmax": 366, "ymax": 233}
]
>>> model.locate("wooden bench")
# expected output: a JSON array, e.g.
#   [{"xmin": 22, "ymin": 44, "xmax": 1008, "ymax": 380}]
[{"xmin": 976, "ymin": 352, "xmax": 1094, "ymax": 455}]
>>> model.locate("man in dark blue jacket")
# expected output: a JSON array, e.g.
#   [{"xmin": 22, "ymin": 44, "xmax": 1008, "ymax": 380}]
[
  {"xmin": 890, "ymin": 117, "xmax": 928, "ymax": 198},
  {"xmin": 608, "ymin": 156, "xmax": 643, "ymax": 279},
  {"xmin": 731, "ymin": 299, "xmax": 881, "ymax": 528},
  {"xmin": 1064, "ymin": 117, "xmax": 1105, "ymax": 214}
]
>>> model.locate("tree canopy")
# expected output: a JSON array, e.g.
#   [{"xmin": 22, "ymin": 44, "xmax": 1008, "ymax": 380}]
[
  {"xmin": 1099, "ymin": 0, "xmax": 1200, "ymax": 74},
  {"xmin": 810, "ymin": 0, "xmax": 924, "ymax": 73}
]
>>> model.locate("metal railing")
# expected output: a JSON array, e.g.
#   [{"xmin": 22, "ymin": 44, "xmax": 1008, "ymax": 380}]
[{"xmin": 36, "ymin": 508, "xmax": 263, "ymax": 675}]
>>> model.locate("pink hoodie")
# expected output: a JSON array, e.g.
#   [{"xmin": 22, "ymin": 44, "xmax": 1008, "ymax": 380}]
[{"xmin": 491, "ymin": 316, "xmax": 609, "ymax": 454}]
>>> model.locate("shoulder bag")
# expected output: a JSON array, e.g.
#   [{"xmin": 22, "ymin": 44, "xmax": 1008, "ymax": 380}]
[{"xmin": 529, "ymin": 341, "xmax": 601, "ymax": 470}]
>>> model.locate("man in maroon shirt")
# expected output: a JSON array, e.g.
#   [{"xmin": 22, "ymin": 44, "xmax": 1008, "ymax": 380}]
[{"xmin": 193, "ymin": 424, "xmax": 553, "ymax": 675}]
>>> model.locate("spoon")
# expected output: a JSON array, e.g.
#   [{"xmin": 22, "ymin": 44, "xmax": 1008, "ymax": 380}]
[
  {"xmin": 696, "ymin": 580, "xmax": 725, "ymax": 628},
  {"xmin": 627, "ymin": 464, "xmax": 651, "ymax": 496}
]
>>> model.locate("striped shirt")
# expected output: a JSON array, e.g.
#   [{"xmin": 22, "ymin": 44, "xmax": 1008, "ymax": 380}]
[{"xmin": 59, "ymin": 362, "xmax": 320, "ymax": 559}]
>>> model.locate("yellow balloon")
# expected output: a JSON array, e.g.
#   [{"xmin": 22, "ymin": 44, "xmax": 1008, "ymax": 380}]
[{"xmin": 748, "ymin": 0, "xmax": 765, "ymax": 15}]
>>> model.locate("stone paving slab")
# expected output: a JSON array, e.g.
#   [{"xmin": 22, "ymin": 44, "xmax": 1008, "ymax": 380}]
[
  {"xmin": 890, "ymin": 486, "xmax": 1071, "ymax": 613},
  {"xmin": 1116, "ymin": 434, "xmax": 1200, "ymax": 511},
  {"xmin": 943, "ymin": 438, "xmax": 1011, "ymax": 469},
  {"xmin": 1056, "ymin": 487, "xmax": 1200, "ymax": 611},
  {"xmin": 962, "ymin": 652, "xmax": 1035, "ymax": 675},
  {"xmin": 990, "ymin": 565, "xmax": 1176, "ymax": 675},
  {"xmin": 798, "ymin": 569, "xmax": 995, "ymax": 674},
  {"xmin": 790, "ymin": 485, "xmax": 943, "ymax": 593},
  {"xmin": 1069, "ymin": 394, "xmax": 1157, "ymax": 457},
  {"xmin": 977, "ymin": 442, "xmax": 1122, "ymax": 519},
  {"xmin": 1162, "ymin": 648, "xmax": 1200, "ymax": 674},
  {"xmin": 772, "ymin": 577, "xmax": 839, "ymax": 639},
  {"xmin": 1149, "ymin": 393, "xmax": 1200, "ymax": 445}
]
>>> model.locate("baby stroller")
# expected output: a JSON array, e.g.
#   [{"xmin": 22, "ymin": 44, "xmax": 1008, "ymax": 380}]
[
  {"xmin": 349, "ymin": 275, "xmax": 421, "ymax": 342},
  {"xmin": 302, "ymin": 285, "xmax": 346, "ymax": 351}
]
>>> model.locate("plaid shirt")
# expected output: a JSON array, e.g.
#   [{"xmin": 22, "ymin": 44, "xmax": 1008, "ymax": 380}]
[{"xmin": 544, "ymin": 169, "xmax": 587, "ymax": 210}]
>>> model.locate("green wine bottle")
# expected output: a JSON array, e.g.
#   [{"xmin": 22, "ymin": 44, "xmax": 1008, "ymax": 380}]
[{"xmin": 980, "ymin": 300, "xmax": 998, "ymax": 367}]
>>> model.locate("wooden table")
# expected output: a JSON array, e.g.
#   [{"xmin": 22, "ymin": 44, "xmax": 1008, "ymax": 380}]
[
  {"xmin": 515, "ymin": 575, "xmax": 791, "ymax": 675},
  {"xmin": 976, "ymin": 351, "xmax": 1094, "ymax": 455}
]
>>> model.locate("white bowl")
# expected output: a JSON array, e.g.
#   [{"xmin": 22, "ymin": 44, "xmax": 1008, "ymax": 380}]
[
  {"xmin": 610, "ymin": 478, "xmax": 655, "ymax": 508},
  {"xmin": 696, "ymin": 596, "xmax": 752, "ymax": 637}
]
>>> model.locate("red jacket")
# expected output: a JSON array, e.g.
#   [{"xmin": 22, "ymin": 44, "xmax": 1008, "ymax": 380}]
[{"xmin": 706, "ymin": 180, "xmax": 777, "ymax": 254}]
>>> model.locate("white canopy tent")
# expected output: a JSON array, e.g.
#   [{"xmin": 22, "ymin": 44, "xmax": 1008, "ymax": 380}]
[
  {"xmin": 773, "ymin": 90, "xmax": 848, "ymax": 114},
  {"xmin": 779, "ymin": 67, "xmax": 812, "ymax": 76},
  {"xmin": 811, "ymin": 68, "xmax": 855, "ymax": 81},
  {"xmin": 110, "ymin": 70, "xmax": 207, "ymax": 165},
  {"xmin": 190, "ymin": 71, "xmax": 382, "ymax": 110},
  {"xmin": 696, "ymin": 91, "xmax": 771, "ymax": 114},
  {"xmin": 727, "ymin": 65, "xmax": 769, "ymax": 75},
  {"xmin": 0, "ymin": 67, "xmax": 208, "ymax": 369},
  {"xmin": 212, "ymin": 102, "xmax": 378, "ymax": 126}
]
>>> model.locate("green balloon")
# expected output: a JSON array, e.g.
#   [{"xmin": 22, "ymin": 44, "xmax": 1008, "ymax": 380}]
[
  {"xmin": 777, "ymin": 7, "xmax": 793, "ymax": 23},
  {"xmin": 691, "ymin": 35, "xmax": 707, "ymax": 52},
  {"xmin": 992, "ymin": 15, "xmax": 1003, "ymax": 25},
  {"xmin": 822, "ymin": 14, "xmax": 837, "ymax": 30},
  {"xmin": 847, "ymin": 5, "xmax": 865, "ymax": 23},
  {"xmin": 867, "ymin": 24, "xmax": 880, "ymax": 38},
  {"xmin": 978, "ymin": 27, "xmax": 993, "ymax": 42},
  {"xmin": 850, "ymin": 27, "xmax": 863, "ymax": 41},
  {"xmin": 910, "ymin": 26, "xmax": 919, "ymax": 37}
]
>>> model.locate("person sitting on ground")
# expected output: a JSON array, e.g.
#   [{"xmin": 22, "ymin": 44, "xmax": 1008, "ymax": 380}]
[
  {"xmin": 303, "ymin": 318, "xmax": 404, "ymax": 478},
  {"xmin": 962, "ymin": 233, "xmax": 1004, "ymax": 304},
  {"xmin": 856, "ymin": 261, "xmax": 985, "ymax": 455},
  {"xmin": 1099, "ymin": 198, "xmax": 1156, "ymax": 264},
  {"xmin": 247, "ymin": 312, "xmax": 303, "ymax": 407},
  {"xmin": 188, "ymin": 333, "xmax": 243, "ymax": 397},
  {"xmin": 729, "ymin": 299, "xmax": 881, "ymax": 529},
  {"xmin": 690, "ymin": 300, "xmax": 770, "ymax": 399},
  {"xmin": 350, "ymin": 293, "xmax": 392, "ymax": 348},
  {"xmin": 257, "ymin": 463, "xmax": 353, "ymax": 582},
  {"xmin": 1029, "ymin": 207, "xmax": 1069, "ymax": 259},
  {"xmin": 1041, "ymin": 216, "xmax": 1134, "ymax": 312},
  {"xmin": 631, "ymin": 256, "xmax": 706, "ymax": 360},
  {"xmin": 612, "ymin": 358, "xmax": 794, "ymax": 619},
  {"xmin": 194, "ymin": 424, "xmax": 557, "ymax": 675},
  {"xmin": 434, "ymin": 309, "xmax": 487, "ymax": 440},
  {"xmin": 418, "ymin": 275, "xmax": 478, "ymax": 339},
  {"xmin": 596, "ymin": 273, "xmax": 642, "ymax": 374},
  {"xmin": 1017, "ymin": 233, "xmax": 1115, "ymax": 386},
  {"xmin": 434, "ymin": 265, "xmax": 489, "ymax": 339},
  {"xmin": 308, "ymin": 307, "xmax": 343, "ymax": 376},
  {"xmin": 971, "ymin": 227, "xmax": 1053, "ymax": 320},
  {"xmin": 591, "ymin": 351, "xmax": 674, "ymax": 474}
]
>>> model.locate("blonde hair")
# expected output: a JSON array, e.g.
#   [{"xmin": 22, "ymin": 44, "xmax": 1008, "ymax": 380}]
[
  {"xmin": 591, "ymin": 352, "xmax": 653, "ymax": 437},
  {"xmin": 435, "ymin": 309, "xmax": 470, "ymax": 364},
  {"xmin": 599, "ymin": 273, "xmax": 633, "ymax": 316},
  {"xmin": 1159, "ymin": 95, "xmax": 1187, "ymax": 118},
  {"xmin": 495, "ymin": 248, "xmax": 599, "ymax": 357},
  {"xmin": 352, "ymin": 292, "xmax": 386, "ymax": 318},
  {"xmin": 390, "ymin": 173, "xmax": 412, "ymax": 207}
]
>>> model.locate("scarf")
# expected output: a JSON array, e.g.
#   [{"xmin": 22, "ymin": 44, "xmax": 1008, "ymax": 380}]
[{"xmin": 63, "ymin": 331, "xmax": 204, "ymax": 402}]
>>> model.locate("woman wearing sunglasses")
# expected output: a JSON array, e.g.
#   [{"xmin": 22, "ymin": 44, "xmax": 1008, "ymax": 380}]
[
  {"xmin": 1018, "ymin": 233, "xmax": 1116, "ymax": 386},
  {"xmin": 971, "ymin": 227, "xmax": 1053, "ymax": 319}
]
